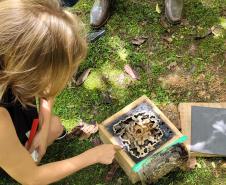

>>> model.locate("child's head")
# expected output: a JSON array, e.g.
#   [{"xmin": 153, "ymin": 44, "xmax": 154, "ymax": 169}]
[{"xmin": 0, "ymin": 0, "xmax": 87, "ymax": 105}]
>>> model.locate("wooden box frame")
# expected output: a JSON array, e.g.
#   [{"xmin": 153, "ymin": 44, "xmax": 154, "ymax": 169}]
[{"xmin": 99, "ymin": 95, "xmax": 183, "ymax": 184}]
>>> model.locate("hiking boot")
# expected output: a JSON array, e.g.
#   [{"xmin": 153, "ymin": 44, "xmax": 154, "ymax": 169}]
[
  {"xmin": 165, "ymin": 0, "xmax": 184, "ymax": 24},
  {"xmin": 90, "ymin": 0, "xmax": 111, "ymax": 29}
]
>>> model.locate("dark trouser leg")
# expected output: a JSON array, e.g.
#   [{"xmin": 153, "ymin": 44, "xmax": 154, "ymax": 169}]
[{"xmin": 61, "ymin": 0, "xmax": 79, "ymax": 7}]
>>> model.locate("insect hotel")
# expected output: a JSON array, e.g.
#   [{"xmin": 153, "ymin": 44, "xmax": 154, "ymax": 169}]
[{"xmin": 99, "ymin": 96, "xmax": 189, "ymax": 184}]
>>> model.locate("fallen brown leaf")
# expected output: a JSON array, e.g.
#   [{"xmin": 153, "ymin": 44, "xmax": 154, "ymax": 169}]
[
  {"xmin": 75, "ymin": 68, "xmax": 92, "ymax": 86},
  {"xmin": 79, "ymin": 122, "xmax": 98, "ymax": 140},
  {"xmin": 66, "ymin": 121, "xmax": 98, "ymax": 140},
  {"xmin": 131, "ymin": 36, "xmax": 148, "ymax": 46},
  {"xmin": 66, "ymin": 125, "xmax": 83, "ymax": 140},
  {"xmin": 124, "ymin": 64, "xmax": 140, "ymax": 80}
]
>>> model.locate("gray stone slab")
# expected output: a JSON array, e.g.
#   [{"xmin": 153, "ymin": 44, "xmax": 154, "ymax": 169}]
[{"xmin": 191, "ymin": 106, "xmax": 226, "ymax": 156}]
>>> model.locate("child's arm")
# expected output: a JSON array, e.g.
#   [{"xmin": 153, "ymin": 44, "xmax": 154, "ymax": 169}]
[
  {"xmin": 38, "ymin": 97, "xmax": 54, "ymax": 131},
  {"xmin": 0, "ymin": 108, "xmax": 120, "ymax": 185},
  {"xmin": 25, "ymin": 98, "xmax": 54, "ymax": 161}
]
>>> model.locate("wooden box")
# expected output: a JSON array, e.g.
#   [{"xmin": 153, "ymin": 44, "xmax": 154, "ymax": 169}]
[{"xmin": 99, "ymin": 96, "xmax": 183, "ymax": 183}]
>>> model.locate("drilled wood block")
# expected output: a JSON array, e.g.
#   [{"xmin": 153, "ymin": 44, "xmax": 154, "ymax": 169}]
[{"xmin": 99, "ymin": 96, "xmax": 184, "ymax": 184}]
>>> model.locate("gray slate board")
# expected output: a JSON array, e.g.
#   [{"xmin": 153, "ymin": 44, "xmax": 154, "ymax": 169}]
[{"xmin": 191, "ymin": 106, "xmax": 226, "ymax": 156}]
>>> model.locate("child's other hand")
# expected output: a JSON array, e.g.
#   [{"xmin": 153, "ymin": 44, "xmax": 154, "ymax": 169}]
[{"xmin": 88, "ymin": 144, "xmax": 122, "ymax": 165}]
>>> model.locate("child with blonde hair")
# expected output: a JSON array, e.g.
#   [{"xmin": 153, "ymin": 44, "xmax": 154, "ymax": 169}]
[{"xmin": 0, "ymin": 0, "xmax": 120, "ymax": 184}]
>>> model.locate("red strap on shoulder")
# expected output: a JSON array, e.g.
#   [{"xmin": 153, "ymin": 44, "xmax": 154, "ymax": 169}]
[{"xmin": 28, "ymin": 118, "xmax": 39, "ymax": 148}]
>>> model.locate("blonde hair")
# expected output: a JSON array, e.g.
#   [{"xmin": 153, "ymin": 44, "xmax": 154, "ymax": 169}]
[{"xmin": 0, "ymin": 0, "xmax": 87, "ymax": 106}]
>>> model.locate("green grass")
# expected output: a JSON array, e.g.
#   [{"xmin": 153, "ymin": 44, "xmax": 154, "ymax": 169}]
[{"xmin": 1, "ymin": 0, "xmax": 226, "ymax": 184}]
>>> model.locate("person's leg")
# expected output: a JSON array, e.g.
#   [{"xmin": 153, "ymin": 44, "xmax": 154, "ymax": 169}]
[
  {"xmin": 61, "ymin": 0, "xmax": 79, "ymax": 7},
  {"xmin": 165, "ymin": 0, "xmax": 184, "ymax": 24},
  {"xmin": 47, "ymin": 116, "xmax": 65, "ymax": 145},
  {"xmin": 90, "ymin": 0, "xmax": 112, "ymax": 29}
]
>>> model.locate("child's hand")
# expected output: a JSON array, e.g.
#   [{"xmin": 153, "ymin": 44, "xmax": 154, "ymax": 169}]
[
  {"xmin": 25, "ymin": 130, "xmax": 48, "ymax": 162},
  {"xmin": 87, "ymin": 144, "xmax": 122, "ymax": 165}
]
